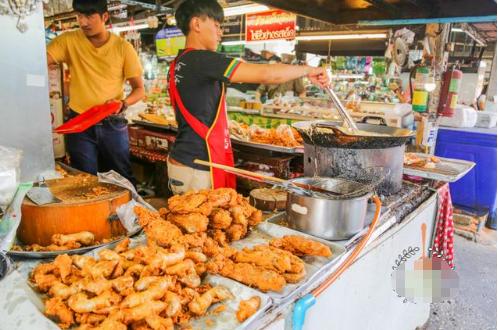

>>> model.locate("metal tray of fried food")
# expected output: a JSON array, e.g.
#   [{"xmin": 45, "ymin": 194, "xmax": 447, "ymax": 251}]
[
  {"xmin": 88, "ymin": 236, "xmax": 272, "ymax": 330},
  {"xmin": 229, "ymin": 220, "xmax": 346, "ymax": 304},
  {"xmin": 231, "ymin": 137, "xmax": 304, "ymax": 154},
  {"xmin": 7, "ymin": 228, "xmax": 142, "ymax": 259},
  {"xmin": 403, "ymin": 153, "xmax": 475, "ymax": 182},
  {"xmin": 188, "ymin": 275, "xmax": 272, "ymax": 330}
]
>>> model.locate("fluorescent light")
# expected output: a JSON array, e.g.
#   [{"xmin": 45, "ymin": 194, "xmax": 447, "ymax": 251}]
[
  {"xmin": 111, "ymin": 23, "xmax": 149, "ymax": 33},
  {"xmin": 451, "ymin": 28, "xmax": 464, "ymax": 32},
  {"xmin": 224, "ymin": 4, "xmax": 269, "ymax": 17},
  {"xmin": 296, "ymin": 33, "xmax": 387, "ymax": 41},
  {"xmin": 221, "ymin": 40, "xmax": 245, "ymax": 46},
  {"xmin": 451, "ymin": 28, "xmax": 485, "ymax": 46}
]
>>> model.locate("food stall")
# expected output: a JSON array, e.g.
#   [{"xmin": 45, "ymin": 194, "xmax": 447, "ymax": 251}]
[{"xmin": 0, "ymin": 0, "xmax": 495, "ymax": 329}]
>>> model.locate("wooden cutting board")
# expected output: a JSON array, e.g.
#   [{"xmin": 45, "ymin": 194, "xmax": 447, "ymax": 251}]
[{"xmin": 18, "ymin": 174, "xmax": 131, "ymax": 246}]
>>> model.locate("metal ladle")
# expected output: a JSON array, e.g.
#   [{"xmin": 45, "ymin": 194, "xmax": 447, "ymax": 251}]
[{"xmin": 324, "ymin": 86, "xmax": 360, "ymax": 133}]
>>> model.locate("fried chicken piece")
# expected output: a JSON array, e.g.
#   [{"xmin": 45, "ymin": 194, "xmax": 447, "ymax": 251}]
[
  {"xmin": 236, "ymin": 296, "xmax": 261, "ymax": 322},
  {"xmin": 124, "ymin": 263, "xmax": 145, "ymax": 278},
  {"xmin": 165, "ymin": 259, "xmax": 195, "ymax": 276},
  {"xmin": 178, "ymin": 268, "xmax": 201, "ymax": 288},
  {"xmin": 207, "ymin": 188, "xmax": 238, "ymax": 208},
  {"xmin": 234, "ymin": 246, "xmax": 292, "ymax": 273},
  {"xmin": 31, "ymin": 263, "xmax": 58, "ymax": 293},
  {"xmin": 144, "ymin": 219, "xmax": 183, "ymax": 248},
  {"xmin": 123, "ymin": 301, "xmax": 168, "ymax": 324},
  {"xmin": 121, "ymin": 277, "xmax": 173, "ymax": 308},
  {"xmin": 163, "ymin": 291, "xmax": 182, "ymax": 317},
  {"xmin": 282, "ymin": 269, "xmax": 307, "ymax": 284},
  {"xmin": 53, "ymin": 254, "xmax": 73, "ymax": 282},
  {"xmin": 98, "ymin": 249, "xmax": 121, "ymax": 261},
  {"xmin": 147, "ymin": 245, "xmax": 185, "ymax": 272},
  {"xmin": 185, "ymin": 251, "xmax": 207, "ymax": 263},
  {"xmin": 52, "ymin": 231, "xmax": 95, "ymax": 247},
  {"xmin": 174, "ymin": 232, "xmax": 207, "ymax": 249},
  {"xmin": 48, "ymin": 281, "xmax": 80, "ymax": 299},
  {"xmin": 217, "ymin": 259, "xmax": 286, "ymax": 292},
  {"xmin": 194, "ymin": 262, "xmax": 207, "ymax": 276},
  {"xmin": 76, "ymin": 312, "xmax": 106, "ymax": 326},
  {"xmin": 86, "ymin": 260, "xmax": 119, "ymax": 280},
  {"xmin": 45, "ymin": 296, "xmax": 74, "ymax": 329},
  {"xmin": 134, "ymin": 205, "xmax": 162, "ymax": 227},
  {"xmin": 168, "ymin": 192, "xmax": 207, "ymax": 214},
  {"xmin": 229, "ymin": 205, "xmax": 248, "ymax": 227},
  {"xmin": 264, "ymin": 246, "xmax": 305, "ymax": 274},
  {"xmin": 68, "ymin": 291, "xmax": 114, "ymax": 313},
  {"xmin": 202, "ymin": 238, "xmax": 236, "ymax": 258},
  {"xmin": 211, "ymin": 229, "xmax": 228, "ymax": 246},
  {"xmin": 226, "ymin": 224, "xmax": 247, "ymax": 241},
  {"xmin": 112, "ymin": 276, "xmax": 135, "ymax": 295},
  {"xmin": 145, "ymin": 315, "xmax": 174, "ymax": 330},
  {"xmin": 134, "ymin": 276, "xmax": 162, "ymax": 291},
  {"xmin": 248, "ymin": 209, "xmax": 263, "ymax": 227},
  {"xmin": 72, "ymin": 255, "xmax": 96, "ymax": 270},
  {"xmin": 188, "ymin": 286, "xmax": 233, "ymax": 315},
  {"xmin": 270, "ymin": 235, "xmax": 332, "ymax": 257},
  {"xmin": 167, "ymin": 212, "xmax": 209, "ymax": 234},
  {"xmin": 209, "ymin": 209, "xmax": 232, "ymax": 229},
  {"xmin": 81, "ymin": 277, "xmax": 113, "ymax": 295},
  {"xmin": 159, "ymin": 207, "xmax": 169, "ymax": 219}
]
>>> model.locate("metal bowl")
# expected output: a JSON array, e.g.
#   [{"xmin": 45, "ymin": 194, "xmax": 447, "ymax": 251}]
[{"xmin": 286, "ymin": 177, "xmax": 372, "ymax": 240}]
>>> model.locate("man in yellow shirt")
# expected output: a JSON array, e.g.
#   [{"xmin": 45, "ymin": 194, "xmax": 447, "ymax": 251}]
[{"xmin": 47, "ymin": 0, "xmax": 144, "ymax": 184}]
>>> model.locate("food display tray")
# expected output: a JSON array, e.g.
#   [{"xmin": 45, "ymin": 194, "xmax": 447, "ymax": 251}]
[
  {"xmin": 229, "ymin": 221, "xmax": 346, "ymax": 304},
  {"xmin": 231, "ymin": 138, "xmax": 304, "ymax": 154},
  {"xmin": 403, "ymin": 153, "xmax": 475, "ymax": 182}
]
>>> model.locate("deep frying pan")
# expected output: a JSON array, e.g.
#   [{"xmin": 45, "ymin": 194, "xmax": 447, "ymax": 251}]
[{"xmin": 292, "ymin": 120, "xmax": 414, "ymax": 149}]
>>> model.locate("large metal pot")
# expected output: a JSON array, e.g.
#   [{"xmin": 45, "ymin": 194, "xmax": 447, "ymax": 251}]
[
  {"xmin": 286, "ymin": 177, "xmax": 372, "ymax": 240},
  {"xmin": 293, "ymin": 121, "xmax": 414, "ymax": 195}
]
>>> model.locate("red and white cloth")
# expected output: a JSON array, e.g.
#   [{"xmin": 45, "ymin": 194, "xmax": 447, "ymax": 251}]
[{"xmin": 432, "ymin": 183, "xmax": 455, "ymax": 269}]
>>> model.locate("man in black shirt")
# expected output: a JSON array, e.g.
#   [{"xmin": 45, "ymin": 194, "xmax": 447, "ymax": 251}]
[{"xmin": 168, "ymin": 0, "xmax": 329, "ymax": 194}]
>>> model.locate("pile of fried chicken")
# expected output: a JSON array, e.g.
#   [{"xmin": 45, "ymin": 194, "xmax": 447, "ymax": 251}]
[
  {"xmin": 30, "ymin": 188, "xmax": 333, "ymax": 329},
  {"xmin": 229, "ymin": 121, "xmax": 303, "ymax": 148},
  {"xmin": 13, "ymin": 231, "xmax": 96, "ymax": 252},
  {"xmin": 154, "ymin": 188, "xmax": 263, "ymax": 243},
  {"xmin": 30, "ymin": 238, "xmax": 233, "ymax": 329}
]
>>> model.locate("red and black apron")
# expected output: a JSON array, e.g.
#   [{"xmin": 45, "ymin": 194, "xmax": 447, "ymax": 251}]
[{"xmin": 168, "ymin": 49, "xmax": 236, "ymax": 189}]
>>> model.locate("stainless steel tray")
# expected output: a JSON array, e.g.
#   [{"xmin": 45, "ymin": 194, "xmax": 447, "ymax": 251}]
[
  {"xmin": 7, "ymin": 228, "xmax": 142, "ymax": 259},
  {"xmin": 132, "ymin": 119, "xmax": 176, "ymax": 131},
  {"xmin": 229, "ymin": 220, "xmax": 346, "ymax": 304},
  {"xmin": 189, "ymin": 275, "xmax": 272, "ymax": 330},
  {"xmin": 231, "ymin": 137, "xmax": 304, "ymax": 154},
  {"xmin": 403, "ymin": 153, "xmax": 475, "ymax": 182}
]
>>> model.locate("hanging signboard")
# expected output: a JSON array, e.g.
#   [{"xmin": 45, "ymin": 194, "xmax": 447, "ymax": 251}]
[
  {"xmin": 245, "ymin": 9, "xmax": 296, "ymax": 42},
  {"xmin": 222, "ymin": 15, "xmax": 244, "ymax": 37},
  {"xmin": 155, "ymin": 27, "xmax": 185, "ymax": 57}
]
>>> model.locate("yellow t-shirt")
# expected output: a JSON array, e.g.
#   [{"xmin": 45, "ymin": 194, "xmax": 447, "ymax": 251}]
[{"xmin": 47, "ymin": 30, "xmax": 143, "ymax": 113}]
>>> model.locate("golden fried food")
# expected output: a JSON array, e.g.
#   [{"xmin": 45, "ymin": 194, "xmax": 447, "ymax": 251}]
[
  {"xmin": 188, "ymin": 286, "xmax": 232, "ymax": 315},
  {"xmin": 45, "ymin": 296, "xmax": 74, "ymax": 329},
  {"xmin": 168, "ymin": 192, "xmax": 208, "ymax": 214},
  {"xmin": 226, "ymin": 224, "xmax": 247, "ymax": 241},
  {"xmin": 234, "ymin": 246, "xmax": 292, "ymax": 273},
  {"xmin": 207, "ymin": 188, "xmax": 238, "ymax": 208},
  {"xmin": 123, "ymin": 300, "xmax": 168, "ymax": 324},
  {"xmin": 145, "ymin": 315, "xmax": 174, "ymax": 330},
  {"xmin": 163, "ymin": 291, "xmax": 182, "ymax": 317},
  {"xmin": 270, "ymin": 235, "xmax": 332, "ymax": 257},
  {"xmin": 68, "ymin": 291, "xmax": 114, "ymax": 313},
  {"xmin": 167, "ymin": 212, "xmax": 209, "ymax": 234},
  {"xmin": 217, "ymin": 258, "xmax": 286, "ymax": 293},
  {"xmin": 52, "ymin": 231, "xmax": 95, "ymax": 247},
  {"xmin": 146, "ymin": 220, "xmax": 183, "ymax": 248},
  {"xmin": 282, "ymin": 269, "xmax": 307, "ymax": 284},
  {"xmin": 209, "ymin": 209, "xmax": 232, "ymax": 229},
  {"xmin": 53, "ymin": 254, "xmax": 73, "ymax": 282},
  {"xmin": 236, "ymin": 296, "xmax": 261, "ymax": 322}
]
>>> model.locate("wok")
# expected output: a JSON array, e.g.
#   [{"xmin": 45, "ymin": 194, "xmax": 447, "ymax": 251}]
[{"xmin": 292, "ymin": 120, "xmax": 414, "ymax": 149}]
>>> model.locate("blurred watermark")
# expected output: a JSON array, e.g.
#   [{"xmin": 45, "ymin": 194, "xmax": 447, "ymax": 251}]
[{"xmin": 391, "ymin": 247, "xmax": 459, "ymax": 303}]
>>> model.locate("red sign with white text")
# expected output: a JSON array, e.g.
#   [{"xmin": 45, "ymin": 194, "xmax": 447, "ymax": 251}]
[{"xmin": 245, "ymin": 10, "xmax": 296, "ymax": 42}]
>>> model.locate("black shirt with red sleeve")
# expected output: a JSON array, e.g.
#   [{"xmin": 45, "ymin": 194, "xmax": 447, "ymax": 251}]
[{"xmin": 169, "ymin": 49, "xmax": 241, "ymax": 170}]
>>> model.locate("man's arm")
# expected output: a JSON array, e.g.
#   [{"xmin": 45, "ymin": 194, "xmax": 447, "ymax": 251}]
[
  {"xmin": 123, "ymin": 76, "xmax": 145, "ymax": 107},
  {"xmin": 231, "ymin": 63, "xmax": 329, "ymax": 88}
]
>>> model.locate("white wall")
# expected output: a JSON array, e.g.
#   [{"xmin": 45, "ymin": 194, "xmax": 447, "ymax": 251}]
[{"xmin": 0, "ymin": 4, "xmax": 55, "ymax": 180}]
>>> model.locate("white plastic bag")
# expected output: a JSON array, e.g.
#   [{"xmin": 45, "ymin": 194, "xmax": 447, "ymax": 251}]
[
  {"xmin": 0, "ymin": 146, "xmax": 22, "ymax": 213},
  {"xmin": 0, "ymin": 182, "xmax": 32, "ymax": 251}
]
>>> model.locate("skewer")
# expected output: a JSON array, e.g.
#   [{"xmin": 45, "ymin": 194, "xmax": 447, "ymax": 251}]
[{"xmin": 193, "ymin": 159, "xmax": 341, "ymax": 196}]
